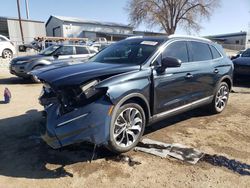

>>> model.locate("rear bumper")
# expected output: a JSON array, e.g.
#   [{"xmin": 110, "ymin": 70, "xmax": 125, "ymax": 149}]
[{"xmin": 41, "ymin": 97, "xmax": 112, "ymax": 149}]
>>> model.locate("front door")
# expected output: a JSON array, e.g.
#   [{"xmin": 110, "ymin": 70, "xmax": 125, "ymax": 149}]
[{"xmin": 153, "ymin": 41, "xmax": 195, "ymax": 114}]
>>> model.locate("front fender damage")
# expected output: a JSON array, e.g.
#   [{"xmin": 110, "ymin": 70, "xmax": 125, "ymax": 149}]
[{"xmin": 42, "ymin": 96, "xmax": 113, "ymax": 149}]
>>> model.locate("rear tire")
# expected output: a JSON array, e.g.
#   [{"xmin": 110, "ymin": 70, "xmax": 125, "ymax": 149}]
[
  {"xmin": 107, "ymin": 103, "xmax": 146, "ymax": 153},
  {"xmin": 2, "ymin": 49, "xmax": 13, "ymax": 59},
  {"xmin": 209, "ymin": 82, "xmax": 229, "ymax": 114}
]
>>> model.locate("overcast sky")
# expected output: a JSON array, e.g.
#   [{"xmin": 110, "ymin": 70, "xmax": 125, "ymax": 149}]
[{"xmin": 0, "ymin": 0, "xmax": 249, "ymax": 36}]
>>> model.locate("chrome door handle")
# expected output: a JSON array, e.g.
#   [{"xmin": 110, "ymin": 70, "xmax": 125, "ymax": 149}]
[
  {"xmin": 185, "ymin": 73, "xmax": 193, "ymax": 79},
  {"xmin": 214, "ymin": 69, "xmax": 219, "ymax": 74}
]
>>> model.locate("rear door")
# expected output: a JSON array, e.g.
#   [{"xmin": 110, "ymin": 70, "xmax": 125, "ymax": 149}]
[
  {"xmin": 153, "ymin": 40, "xmax": 196, "ymax": 114},
  {"xmin": 187, "ymin": 41, "xmax": 216, "ymax": 100}
]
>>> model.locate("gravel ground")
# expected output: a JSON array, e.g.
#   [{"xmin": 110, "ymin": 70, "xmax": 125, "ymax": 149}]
[{"xmin": 0, "ymin": 68, "xmax": 250, "ymax": 188}]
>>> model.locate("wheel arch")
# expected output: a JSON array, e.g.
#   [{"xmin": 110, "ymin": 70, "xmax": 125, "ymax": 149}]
[
  {"xmin": 218, "ymin": 75, "xmax": 233, "ymax": 91},
  {"xmin": 111, "ymin": 93, "xmax": 151, "ymax": 124}
]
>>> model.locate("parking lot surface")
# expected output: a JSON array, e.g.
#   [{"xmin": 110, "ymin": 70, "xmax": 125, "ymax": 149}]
[{"xmin": 0, "ymin": 67, "xmax": 250, "ymax": 188}]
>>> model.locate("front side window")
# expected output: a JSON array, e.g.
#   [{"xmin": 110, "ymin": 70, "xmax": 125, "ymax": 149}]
[
  {"xmin": 56, "ymin": 46, "xmax": 74, "ymax": 55},
  {"xmin": 163, "ymin": 41, "xmax": 189, "ymax": 62},
  {"xmin": 189, "ymin": 41, "xmax": 212, "ymax": 61},
  {"xmin": 39, "ymin": 45, "xmax": 61, "ymax": 56},
  {"xmin": 89, "ymin": 39, "xmax": 164, "ymax": 65}
]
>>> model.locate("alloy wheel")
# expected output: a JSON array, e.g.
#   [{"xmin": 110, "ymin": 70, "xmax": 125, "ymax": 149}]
[
  {"xmin": 215, "ymin": 84, "xmax": 229, "ymax": 112},
  {"xmin": 113, "ymin": 107, "xmax": 143, "ymax": 147}
]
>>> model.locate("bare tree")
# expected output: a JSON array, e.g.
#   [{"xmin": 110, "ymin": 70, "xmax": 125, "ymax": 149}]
[{"xmin": 126, "ymin": 0, "xmax": 220, "ymax": 34}]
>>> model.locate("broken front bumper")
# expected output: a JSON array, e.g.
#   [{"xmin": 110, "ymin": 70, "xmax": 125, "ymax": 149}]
[{"xmin": 41, "ymin": 97, "xmax": 113, "ymax": 149}]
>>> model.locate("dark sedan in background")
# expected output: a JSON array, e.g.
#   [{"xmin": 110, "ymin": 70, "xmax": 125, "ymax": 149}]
[
  {"xmin": 9, "ymin": 44, "xmax": 97, "ymax": 82},
  {"xmin": 233, "ymin": 48, "xmax": 250, "ymax": 78}
]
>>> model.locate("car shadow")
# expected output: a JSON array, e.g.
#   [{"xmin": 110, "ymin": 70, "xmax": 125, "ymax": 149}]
[
  {"xmin": 0, "ymin": 76, "xmax": 36, "ymax": 85},
  {"xmin": 0, "ymin": 109, "xmax": 115, "ymax": 179},
  {"xmin": 144, "ymin": 107, "xmax": 212, "ymax": 135},
  {"xmin": 0, "ymin": 107, "xmax": 213, "ymax": 179}
]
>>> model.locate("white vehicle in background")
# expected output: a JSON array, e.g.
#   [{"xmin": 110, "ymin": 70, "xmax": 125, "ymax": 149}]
[{"xmin": 0, "ymin": 34, "xmax": 16, "ymax": 59}]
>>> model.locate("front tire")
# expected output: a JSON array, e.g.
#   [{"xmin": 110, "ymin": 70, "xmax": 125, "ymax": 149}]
[
  {"xmin": 107, "ymin": 103, "xmax": 146, "ymax": 153},
  {"xmin": 209, "ymin": 82, "xmax": 229, "ymax": 114}
]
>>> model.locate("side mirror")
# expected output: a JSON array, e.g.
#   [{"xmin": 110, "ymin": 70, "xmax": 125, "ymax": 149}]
[
  {"xmin": 162, "ymin": 57, "xmax": 182, "ymax": 68},
  {"xmin": 156, "ymin": 57, "xmax": 182, "ymax": 73},
  {"xmin": 53, "ymin": 52, "xmax": 62, "ymax": 59}
]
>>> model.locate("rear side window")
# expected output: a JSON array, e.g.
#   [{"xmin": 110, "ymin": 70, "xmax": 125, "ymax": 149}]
[
  {"xmin": 189, "ymin": 41, "xmax": 212, "ymax": 61},
  {"xmin": 210, "ymin": 45, "xmax": 222, "ymax": 59},
  {"xmin": 76, "ymin": 47, "xmax": 89, "ymax": 54},
  {"xmin": 163, "ymin": 41, "xmax": 189, "ymax": 62}
]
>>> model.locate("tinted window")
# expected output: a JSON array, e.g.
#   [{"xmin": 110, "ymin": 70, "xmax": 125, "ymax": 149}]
[
  {"xmin": 163, "ymin": 41, "xmax": 188, "ymax": 62},
  {"xmin": 76, "ymin": 47, "xmax": 89, "ymax": 54},
  {"xmin": 90, "ymin": 39, "xmax": 164, "ymax": 65},
  {"xmin": 39, "ymin": 45, "xmax": 60, "ymax": 56},
  {"xmin": 210, "ymin": 45, "xmax": 222, "ymax": 59},
  {"xmin": 56, "ymin": 46, "xmax": 74, "ymax": 55},
  {"xmin": 189, "ymin": 41, "xmax": 212, "ymax": 61},
  {"xmin": 241, "ymin": 49, "xmax": 250, "ymax": 57}
]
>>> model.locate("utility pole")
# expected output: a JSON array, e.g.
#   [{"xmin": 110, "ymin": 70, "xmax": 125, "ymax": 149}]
[
  {"xmin": 17, "ymin": 0, "xmax": 24, "ymax": 44},
  {"xmin": 25, "ymin": 0, "xmax": 30, "ymax": 19}
]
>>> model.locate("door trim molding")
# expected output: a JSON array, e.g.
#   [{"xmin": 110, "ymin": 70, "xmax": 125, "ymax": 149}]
[{"xmin": 152, "ymin": 95, "xmax": 213, "ymax": 120}]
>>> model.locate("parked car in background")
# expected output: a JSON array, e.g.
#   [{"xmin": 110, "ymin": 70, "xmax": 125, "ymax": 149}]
[
  {"xmin": 10, "ymin": 44, "xmax": 97, "ymax": 82},
  {"xmin": 0, "ymin": 34, "xmax": 16, "ymax": 59},
  {"xmin": 32, "ymin": 36, "xmax": 233, "ymax": 153},
  {"xmin": 231, "ymin": 49, "xmax": 245, "ymax": 60},
  {"xmin": 233, "ymin": 48, "xmax": 250, "ymax": 78}
]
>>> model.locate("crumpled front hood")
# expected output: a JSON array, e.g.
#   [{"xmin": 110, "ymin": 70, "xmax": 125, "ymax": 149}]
[{"xmin": 32, "ymin": 62, "xmax": 140, "ymax": 88}]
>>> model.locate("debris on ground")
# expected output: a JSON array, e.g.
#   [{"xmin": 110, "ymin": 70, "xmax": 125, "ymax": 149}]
[
  {"xmin": 135, "ymin": 138, "xmax": 203, "ymax": 164},
  {"xmin": 135, "ymin": 138, "xmax": 171, "ymax": 158},
  {"xmin": 108, "ymin": 154, "xmax": 141, "ymax": 167},
  {"xmin": 136, "ymin": 138, "xmax": 250, "ymax": 176}
]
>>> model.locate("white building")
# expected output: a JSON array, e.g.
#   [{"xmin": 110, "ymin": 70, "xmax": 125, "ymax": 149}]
[
  {"xmin": 46, "ymin": 15, "xmax": 134, "ymax": 41},
  {"xmin": 206, "ymin": 31, "xmax": 250, "ymax": 50}
]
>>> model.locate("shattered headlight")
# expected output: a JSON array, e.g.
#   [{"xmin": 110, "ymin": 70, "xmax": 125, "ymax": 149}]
[
  {"xmin": 39, "ymin": 83, "xmax": 56, "ymax": 106},
  {"xmin": 80, "ymin": 80, "xmax": 99, "ymax": 98}
]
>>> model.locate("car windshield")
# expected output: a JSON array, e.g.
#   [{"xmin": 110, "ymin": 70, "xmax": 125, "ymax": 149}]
[
  {"xmin": 39, "ymin": 45, "xmax": 60, "ymax": 56},
  {"xmin": 89, "ymin": 38, "xmax": 164, "ymax": 65}
]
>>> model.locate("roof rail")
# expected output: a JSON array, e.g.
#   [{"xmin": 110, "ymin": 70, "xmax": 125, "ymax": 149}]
[
  {"xmin": 168, "ymin": 34, "xmax": 211, "ymax": 42},
  {"xmin": 125, "ymin": 36, "xmax": 144, "ymax": 40}
]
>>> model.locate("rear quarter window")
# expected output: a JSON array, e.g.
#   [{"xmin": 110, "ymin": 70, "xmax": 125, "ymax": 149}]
[
  {"xmin": 210, "ymin": 45, "xmax": 222, "ymax": 59},
  {"xmin": 189, "ymin": 41, "xmax": 213, "ymax": 61}
]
